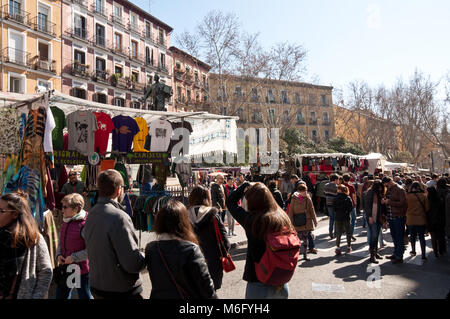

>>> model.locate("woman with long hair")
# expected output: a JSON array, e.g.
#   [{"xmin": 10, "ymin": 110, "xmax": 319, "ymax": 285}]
[
  {"xmin": 363, "ymin": 180, "xmax": 386, "ymax": 264},
  {"xmin": 0, "ymin": 191, "xmax": 52, "ymax": 299},
  {"xmin": 187, "ymin": 185, "xmax": 230, "ymax": 291},
  {"xmin": 145, "ymin": 200, "xmax": 217, "ymax": 299},
  {"xmin": 226, "ymin": 181, "xmax": 295, "ymax": 299}
]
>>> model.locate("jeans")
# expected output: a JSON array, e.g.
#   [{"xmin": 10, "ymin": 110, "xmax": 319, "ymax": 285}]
[
  {"xmin": 327, "ymin": 206, "xmax": 335, "ymax": 235},
  {"xmin": 362, "ymin": 211, "xmax": 367, "ymax": 227},
  {"xmin": 368, "ymin": 222, "xmax": 382, "ymax": 250},
  {"xmin": 55, "ymin": 273, "xmax": 92, "ymax": 299},
  {"xmin": 245, "ymin": 282, "xmax": 289, "ymax": 299},
  {"xmin": 226, "ymin": 210, "xmax": 235, "ymax": 234},
  {"xmin": 408, "ymin": 225, "xmax": 426, "ymax": 256},
  {"xmin": 388, "ymin": 217, "xmax": 406, "ymax": 259},
  {"xmin": 308, "ymin": 232, "xmax": 315, "ymax": 250},
  {"xmin": 350, "ymin": 208, "xmax": 357, "ymax": 236},
  {"xmin": 297, "ymin": 231, "xmax": 309, "ymax": 256}
]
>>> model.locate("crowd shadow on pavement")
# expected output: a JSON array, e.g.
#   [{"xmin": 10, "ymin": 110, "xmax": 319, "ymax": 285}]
[{"xmin": 230, "ymin": 247, "xmax": 248, "ymax": 262}]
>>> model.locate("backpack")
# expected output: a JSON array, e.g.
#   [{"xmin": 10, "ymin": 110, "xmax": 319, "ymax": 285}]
[{"xmin": 255, "ymin": 227, "xmax": 301, "ymax": 286}]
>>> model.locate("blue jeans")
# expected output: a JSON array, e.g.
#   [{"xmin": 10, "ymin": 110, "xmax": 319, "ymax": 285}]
[
  {"xmin": 327, "ymin": 206, "xmax": 335, "ymax": 235},
  {"xmin": 388, "ymin": 217, "xmax": 406, "ymax": 259},
  {"xmin": 55, "ymin": 273, "xmax": 92, "ymax": 299},
  {"xmin": 362, "ymin": 211, "xmax": 367, "ymax": 227},
  {"xmin": 245, "ymin": 282, "xmax": 289, "ymax": 299},
  {"xmin": 408, "ymin": 225, "xmax": 426, "ymax": 256},
  {"xmin": 350, "ymin": 208, "xmax": 357, "ymax": 235},
  {"xmin": 367, "ymin": 222, "xmax": 382, "ymax": 250}
]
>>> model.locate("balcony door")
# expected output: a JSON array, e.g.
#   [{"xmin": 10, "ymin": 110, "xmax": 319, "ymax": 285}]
[
  {"xmin": 38, "ymin": 6, "xmax": 49, "ymax": 33},
  {"xmin": 74, "ymin": 14, "xmax": 86, "ymax": 38},
  {"xmin": 9, "ymin": 32, "xmax": 24, "ymax": 64},
  {"xmin": 96, "ymin": 24, "xmax": 105, "ymax": 46}
]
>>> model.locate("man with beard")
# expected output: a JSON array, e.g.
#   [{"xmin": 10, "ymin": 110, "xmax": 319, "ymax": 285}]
[
  {"xmin": 83, "ymin": 170, "xmax": 145, "ymax": 299},
  {"xmin": 61, "ymin": 170, "xmax": 87, "ymax": 197}
]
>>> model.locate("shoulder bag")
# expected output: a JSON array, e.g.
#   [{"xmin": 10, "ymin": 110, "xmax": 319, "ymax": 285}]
[
  {"xmin": 293, "ymin": 196, "xmax": 307, "ymax": 227},
  {"xmin": 213, "ymin": 217, "xmax": 236, "ymax": 272}
]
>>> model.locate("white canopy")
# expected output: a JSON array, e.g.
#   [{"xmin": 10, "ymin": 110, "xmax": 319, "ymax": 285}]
[{"xmin": 384, "ymin": 161, "xmax": 408, "ymax": 170}]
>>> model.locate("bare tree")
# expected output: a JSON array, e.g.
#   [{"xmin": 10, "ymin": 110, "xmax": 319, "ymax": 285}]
[{"xmin": 269, "ymin": 42, "xmax": 307, "ymax": 81}]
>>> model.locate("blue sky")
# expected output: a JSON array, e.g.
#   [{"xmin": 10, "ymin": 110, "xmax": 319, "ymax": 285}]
[{"xmin": 134, "ymin": 0, "xmax": 450, "ymax": 99}]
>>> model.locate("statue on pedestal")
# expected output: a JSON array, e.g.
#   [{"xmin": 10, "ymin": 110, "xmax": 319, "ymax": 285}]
[{"xmin": 142, "ymin": 74, "xmax": 173, "ymax": 111}]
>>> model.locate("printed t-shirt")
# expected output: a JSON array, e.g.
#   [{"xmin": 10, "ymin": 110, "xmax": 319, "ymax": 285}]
[
  {"xmin": 50, "ymin": 106, "xmax": 66, "ymax": 151},
  {"xmin": 93, "ymin": 112, "xmax": 114, "ymax": 155},
  {"xmin": 112, "ymin": 115, "xmax": 140, "ymax": 153},
  {"xmin": 133, "ymin": 117, "xmax": 149, "ymax": 152},
  {"xmin": 67, "ymin": 110, "xmax": 98, "ymax": 156},
  {"xmin": 149, "ymin": 118, "xmax": 173, "ymax": 152},
  {"xmin": 43, "ymin": 106, "xmax": 56, "ymax": 153}
]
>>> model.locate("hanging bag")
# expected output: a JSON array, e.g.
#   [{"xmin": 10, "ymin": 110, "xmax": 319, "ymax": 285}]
[
  {"xmin": 293, "ymin": 196, "xmax": 308, "ymax": 227},
  {"xmin": 213, "ymin": 216, "xmax": 236, "ymax": 273}
]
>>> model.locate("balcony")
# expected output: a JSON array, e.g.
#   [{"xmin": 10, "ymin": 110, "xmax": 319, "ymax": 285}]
[
  {"xmin": 111, "ymin": 13, "xmax": 124, "ymax": 27},
  {"xmin": 91, "ymin": 3, "xmax": 107, "ymax": 18},
  {"xmin": 33, "ymin": 58, "xmax": 56, "ymax": 74},
  {"xmin": 93, "ymin": 69, "xmax": 109, "ymax": 83},
  {"xmin": 158, "ymin": 65, "xmax": 169, "ymax": 74},
  {"xmin": 128, "ymin": 22, "xmax": 141, "ymax": 35},
  {"xmin": 92, "ymin": 35, "xmax": 107, "ymax": 49},
  {"xmin": 157, "ymin": 37, "xmax": 166, "ymax": 48},
  {"xmin": 282, "ymin": 99, "xmax": 290, "ymax": 105},
  {"xmin": 72, "ymin": 0, "xmax": 88, "ymax": 7},
  {"xmin": 1, "ymin": 4, "xmax": 31, "ymax": 27},
  {"xmin": 309, "ymin": 119, "xmax": 318, "ymax": 125},
  {"xmin": 131, "ymin": 82, "xmax": 146, "ymax": 93},
  {"xmin": 322, "ymin": 120, "xmax": 331, "ymax": 126},
  {"xmin": 2, "ymin": 47, "xmax": 32, "ymax": 68},
  {"xmin": 28, "ymin": 16, "xmax": 56, "ymax": 37},
  {"xmin": 143, "ymin": 31, "xmax": 153, "ymax": 43},
  {"xmin": 250, "ymin": 96, "xmax": 260, "ymax": 103},
  {"xmin": 194, "ymin": 80, "xmax": 202, "ymax": 88},
  {"xmin": 175, "ymin": 71, "xmax": 183, "ymax": 81},
  {"xmin": 296, "ymin": 118, "xmax": 306, "ymax": 125},
  {"xmin": 129, "ymin": 52, "xmax": 145, "ymax": 64},
  {"xmin": 111, "ymin": 74, "xmax": 129, "ymax": 89},
  {"xmin": 145, "ymin": 57, "xmax": 154, "ymax": 67},
  {"xmin": 71, "ymin": 62, "xmax": 90, "ymax": 78},
  {"xmin": 108, "ymin": 41, "xmax": 128, "ymax": 57},
  {"xmin": 67, "ymin": 27, "xmax": 89, "ymax": 42},
  {"xmin": 184, "ymin": 76, "xmax": 193, "ymax": 85}
]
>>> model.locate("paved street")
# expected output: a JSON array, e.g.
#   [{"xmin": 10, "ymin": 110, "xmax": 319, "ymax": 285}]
[{"xmin": 139, "ymin": 214, "xmax": 450, "ymax": 299}]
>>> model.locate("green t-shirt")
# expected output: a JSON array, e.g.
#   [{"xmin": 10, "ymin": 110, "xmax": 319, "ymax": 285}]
[{"xmin": 51, "ymin": 106, "xmax": 66, "ymax": 151}]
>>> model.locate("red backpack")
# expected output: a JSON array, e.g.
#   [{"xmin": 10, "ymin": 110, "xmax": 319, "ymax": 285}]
[{"xmin": 255, "ymin": 227, "xmax": 301, "ymax": 286}]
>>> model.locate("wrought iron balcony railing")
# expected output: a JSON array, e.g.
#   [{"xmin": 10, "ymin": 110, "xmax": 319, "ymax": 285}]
[
  {"xmin": 1, "ymin": 4, "xmax": 31, "ymax": 26},
  {"xmin": 29, "ymin": 16, "xmax": 57, "ymax": 37},
  {"xmin": 2, "ymin": 47, "xmax": 32, "ymax": 68},
  {"xmin": 71, "ymin": 62, "xmax": 90, "ymax": 78},
  {"xmin": 34, "ymin": 58, "xmax": 56, "ymax": 74}
]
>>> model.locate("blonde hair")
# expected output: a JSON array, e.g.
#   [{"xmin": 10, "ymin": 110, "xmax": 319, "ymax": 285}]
[
  {"xmin": 61, "ymin": 193, "xmax": 84, "ymax": 213},
  {"xmin": 338, "ymin": 185, "xmax": 349, "ymax": 195}
]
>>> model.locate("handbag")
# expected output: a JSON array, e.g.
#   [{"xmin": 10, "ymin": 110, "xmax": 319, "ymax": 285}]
[
  {"xmin": 53, "ymin": 264, "xmax": 70, "ymax": 286},
  {"xmin": 293, "ymin": 196, "xmax": 308, "ymax": 227},
  {"xmin": 213, "ymin": 216, "xmax": 236, "ymax": 272}
]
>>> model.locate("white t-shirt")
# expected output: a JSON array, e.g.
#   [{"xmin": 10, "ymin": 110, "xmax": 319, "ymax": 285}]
[
  {"xmin": 149, "ymin": 119, "xmax": 173, "ymax": 152},
  {"xmin": 43, "ymin": 105, "xmax": 56, "ymax": 152}
]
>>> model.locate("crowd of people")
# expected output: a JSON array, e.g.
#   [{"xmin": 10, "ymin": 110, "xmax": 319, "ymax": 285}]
[{"xmin": 0, "ymin": 167, "xmax": 448, "ymax": 300}]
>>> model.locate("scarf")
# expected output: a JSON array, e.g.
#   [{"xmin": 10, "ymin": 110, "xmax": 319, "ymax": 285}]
[{"xmin": 63, "ymin": 209, "xmax": 87, "ymax": 223}]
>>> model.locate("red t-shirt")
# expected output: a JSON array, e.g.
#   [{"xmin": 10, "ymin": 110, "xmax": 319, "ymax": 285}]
[
  {"xmin": 344, "ymin": 182, "xmax": 356, "ymax": 207},
  {"xmin": 93, "ymin": 112, "xmax": 114, "ymax": 155}
]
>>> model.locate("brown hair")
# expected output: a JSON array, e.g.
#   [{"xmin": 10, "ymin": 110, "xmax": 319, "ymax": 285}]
[
  {"xmin": 244, "ymin": 183, "xmax": 294, "ymax": 240},
  {"xmin": 97, "ymin": 169, "xmax": 123, "ymax": 198},
  {"xmin": 61, "ymin": 193, "xmax": 84, "ymax": 213},
  {"xmin": 0, "ymin": 191, "xmax": 40, "ymax": 248},
  {"xmin": 338, "ymin": 185, "xmax": 349, "ymax": 195},
  {"xmin": 188, "ymin": 185, "xmax": 211, "ymax": 208},
  {"xmin": 297, "ymin": 184, "xmax": 308, "ymax": 192},
  {"xmin": 154, "ymin": 200, "xmax": 199, "ymax": 245}
]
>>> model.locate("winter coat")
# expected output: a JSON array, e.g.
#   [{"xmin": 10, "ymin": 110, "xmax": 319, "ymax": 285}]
[
  {"xmin": 386, "ymin": 184, "xmax": 408, "ymax": 217},
  {"xmin": 406, "ymin": 192, "xmax": 429, "ymax": 226},
  {"xmin": 145, "ymin": 235, "xmax": 217, "ymax": 299},
  {"xmin": 363, "ymin": 189, "xmax": 386, "ymax": 224},
  {"xmin": 333, "ymin": 193, "xmax": 353, "ymax": 222},
  {"xmin": 187, "ymin": 206, "xmax": 230, "ymax": 290},
  {"xmin": 428, "ymin": 192, "xmax": 446, "ymax": 232},
  {"xmin": 315, "ymin": 180, "xmax": 328, "ymax": 198},
  {"xmin": 288, "ymin": 192, "xmax": 317, "ymax": 232},
  {"xmin": 268, "ymin": 185, "xmax": 284, "ymax": 209},
  {"xmin": 211, "ymin": 183, "xmax": 225, "ymax": 210},
  {"xmin": 324, "ymin": 182, "xmax": 338, "ymax": 207}
]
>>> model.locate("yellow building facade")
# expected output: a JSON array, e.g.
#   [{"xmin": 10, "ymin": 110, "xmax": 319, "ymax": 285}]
[{"xmin": 0, "ymin": 0, "xmax": 61, "ymax": 94}]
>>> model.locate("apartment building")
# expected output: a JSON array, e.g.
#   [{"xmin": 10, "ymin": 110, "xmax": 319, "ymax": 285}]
[
  {"xmin": 169, "ymin": 46, "xmax": 211, "ymax": 112},
  {"xmin": 61, "ymin": 0, "xmax": 173, "ymax": 109},
  {"xmin": 0, "ymin": 0, "xmax": 62, "ymax": 94},
  {"xmin": 207, "ymin": 74, "xmax": 334, "ymax": 143}
]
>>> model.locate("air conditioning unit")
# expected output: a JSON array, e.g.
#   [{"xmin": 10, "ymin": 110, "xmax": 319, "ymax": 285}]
[{"xmin": 39, "ymin": 60, "xmax": 50, "ymax": 70}]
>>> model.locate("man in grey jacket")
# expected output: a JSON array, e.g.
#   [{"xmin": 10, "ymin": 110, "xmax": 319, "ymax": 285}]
[
  {"xmin": 324, "ymin": 174, "xmax": 340, "ymax": 239},
  {"xmin": 84, "ymin": 169, "xmax": 145, "ymax": 299}
]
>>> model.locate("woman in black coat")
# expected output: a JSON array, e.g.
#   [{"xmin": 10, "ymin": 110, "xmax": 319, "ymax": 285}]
[
  {"xmin": 187, "ymin": 186, "xmax": 230, "ymax": 290},
  {"xmin": 268, "ymin": 180, "xmax": 284, "ymax": 209},
  {"xmin": 427, "ymin": 185, "xmax": 447, "ymax": 258}
]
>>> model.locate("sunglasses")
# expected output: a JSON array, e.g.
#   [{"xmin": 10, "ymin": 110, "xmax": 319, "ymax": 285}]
[{"xmin": 62, "ymin": 205, "xmax": 72, "ymax": 209}]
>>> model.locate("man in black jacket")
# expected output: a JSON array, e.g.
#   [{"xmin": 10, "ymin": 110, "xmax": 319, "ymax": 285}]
[{"xmin": 211, "ymin": 174, "xmax": 226, "ymax": 221}]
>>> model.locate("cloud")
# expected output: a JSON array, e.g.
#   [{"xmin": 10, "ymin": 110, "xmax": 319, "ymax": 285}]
[{"xmin": 367, "ymin": 3, "xmax": 381, "ymax": 30}]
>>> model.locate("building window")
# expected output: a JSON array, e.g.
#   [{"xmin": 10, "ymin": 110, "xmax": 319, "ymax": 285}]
[
  {"xmin": 187, "ymin": 89, "xmax": 191, "ymax": 102},
  {"xmin": 115, "ymin": 65, "xmax": 123, "ymax": 76},
  {"xmin": 294, "ymin": 92, "xmax": 301, "ymax": 105},
  {"xmin": 145, "ymin": 22, "xmax": 152, "ymax": 38},
  {"xmin": 282, "ymin": 110, "xmax": 289, "ymax": 123},
  {"xmin": 311, "ymin": 130, "xmax": 317, "ymax": 139},
  {"xmin": 234, "ymin": 86, "xmax": 243, "ymax": 97},
  {"xmin": 73, "ymin": 88, "xmax": 86, "ymax": 99},
  {"xmin": 37, "ymin": 5, "xmax": 49, "ymax": 33},
  {"xmin": 37, "ymin": 80, "xmax": 51, "ymax": 92},
  {"xmin": 297, "ymin": 112, "xmax": 304, "ymax": 124},
  {"xmin": 131, "ymin": 71, "xmax": 139, "ymax": 83},
  {"xmin": 267, "ymin": 108, "xmax": 276, "ymax": 124},
  {"xmin": 321, "ymin": 94, "xmax": 328, "ymax": 106},
  {"xmin": 323, "ymin": 112, "xmax": 329, "ymax": 123},
  {"xmin": 38, "ymin": 42, "xmax": 49, "ymax": 62},
  {"xmin": 131, "ymin": 101, "xmax": 140, "ymax": 109},
  {"xmin": 114, "ymin": 97, "xmax": 125, "ymax": 107},
  {"xmin": 9, "ymin": 75, "xmax": 24, "ymax": 93},
  {"xmin": 159, "ymin": 28, "xmax": 164, "ymax": 45},
  {"xmin": 252, "ymin": 110, "xmax": 262, "ymax": 123},
  {"xmin": 160, "ymin": 53, "xmax": 166, "ymax": 69},
  {"xmin": 95, "ymin": 93, "xmax": 107, "ymax": 104},
  {"xmin": 217, "ymin": 86, "xmax": 225, "ymax": 101},
  {"xmin": 266, "ymin": 89, "xmax": 275, "ymax": 103},
  {"xmin": 114, "ymin": 33, "xmax": 122, "ymax": 51},
  {"xmin": 130, "ymin": 13, "xmax": 138, "ymax": 29},
  {"xmin": 74, "ymin": 14, "xmax": 87, "ymax": 39},
  {"xmin": 147, "ymin": 75, "xmax": 153, "ymax": 85},
  {"xmin": 113, "ymin": 4, "xmax": 122, "ymax": 18},
  {"xmin": 281, "ymin": 90, "xmax": 290, "ymax": 104},
  {"xmin": 324, "ymin": 130, "xmax": 329, "ymax": 141},
  {"xmin": 309, "ymin": 94, "xmax": 316, "ymax": 106},
  {"xmin": 131, "ymin": 40, "xmax": 138, "ymax": 59},
  {"xmin": 95, "ymin": 24, "xmax": 105, "ymax": 47},
  {"xmin": 9, "ymin": 0, "xmax": 21, "ymax": 16},
  {"xmin": 237, "ymin": 108, "xmax": 245, "ymax": 122}
]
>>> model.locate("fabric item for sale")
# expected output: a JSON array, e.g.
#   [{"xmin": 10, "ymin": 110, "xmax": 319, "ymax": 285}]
[
  {"xmin": 136, "ymin": 164, "xmax": 153, "ymax": 185},
  {"xmin": 100, "ymin": 159, "xmax": 116, "ymax": 172},
  {"xmin": 43, "ymin": 105, "xmax": 56, "ymax": 153},
  {"xmin": 112, "ymin": 115, "xmax": 140, "ymax": 153},
  {"xmin": 19, "ymin": 113, "xmax": 27, "ymax": 141},
  {"xmin": 50, "ymin": 106, "xmax": 66, "ymax": 151},
  {"xmin": 123, "ymin": 193, "xmax": 133, "ymax": 218},
  {"xmin": 133, "ymin": 117, "xmax": 150, "ymax": 153},
  {"xmin": 114, "ymin": 162, "xmax": 129, "ymax": 189},
  {"xmin": 45, "ymin": 166, "xmax": 55, "ymax": 211},
  {"xmin": 67, "ymin": 110, "xmax": 98, "ymax": 156},
  {"xmin": 42, "ymin": 210, "xmax": 59, "ymax": 269},
  {"xmin": 149, "ymin": 118, "xmax": 173, "ymax": 152},
  {"xmin": 0, "ymin": 108, "xmax": 21, "ymax": 154},
  {"xmin": 93, "ymin": 112, "xmax": 114, "ymax": 155}
]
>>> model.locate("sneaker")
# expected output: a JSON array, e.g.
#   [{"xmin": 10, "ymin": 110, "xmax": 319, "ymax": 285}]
[
  {"xmin": 346, "ymin": 246, "xmax": 352, "ymax": 254},
  {"xmin": 308, "ymin": 248, "xmax": 318, "ymax": 254},
  {"xmin": 335, "ymin": 248, "xmax": 342, "ymax": 256}
]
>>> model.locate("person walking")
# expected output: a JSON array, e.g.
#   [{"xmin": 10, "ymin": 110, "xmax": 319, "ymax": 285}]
[
  {"xmin": 224, "ymin": 177, "xmax": 238, "ymax": 236},
  {"xmin": 145, "ymin": 200, "xmax": 217, "ymax": 299},
  {"xmin": 61, "ymin": 171, "xmax": 87, "ymax": 196},
  {"xmin": 325, "ymin": 174, "xmax": 340, "ymax": 239},
  {"xmin": 210, "ymin": 174, "xmax": 226, "ymax": 222},
  {"xmin": 226, "ymin": 181, "xmax": 295, "ymax": 299},
  {"xmin": 187, "ymin": 186, "xmax": 230, "ymax": 291},
  {"xmin": 427, "ymin": 184, "xmax": 447, "ymax": 258},
  {"xmin": 55, "ymin": 193, "xmax": 92, "ymax": 299},
  {"xmin": 280, "ymin": 173, "xmax": 294, "ymax": 207},
  {"xmin": 343, "ymin": 174, "xmax": 357, "ymax": 242},
  {"xmin": 0, "ymin": 192, "xmax": 53, "ymax": 299},
  {"xmin": 363, "ymin": 180, "xmax": 386, "ymax": 264},
  {"xmin": 333, "ymin": 185, "xmax": 354, "ymax": 255},
  {"xmin": 83, "ymin": 170, "xmax": 145, "ymax": 299},
  {"xmin": 315, "ymin": 174, "xmax": 328, "ymax": 215},
  {"xmin": 288, "ymin": 184, "xmax": 318, "ymax": 261},
  {"xmin": 382, "ymin": 177, "xmax": 408, "ymax": 264},
  {"xmin": 405, "ymin": 182, "xmax": 429, "ymax": 260},
  {"xmin": 268, "ymin": 180, "xmax": 284, "ymax": 209}
]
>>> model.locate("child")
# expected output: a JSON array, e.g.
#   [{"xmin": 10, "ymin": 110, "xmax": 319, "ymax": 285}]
[{"xmin": 333, "ymin": 185, "xmax": 354, "ymax": 255}]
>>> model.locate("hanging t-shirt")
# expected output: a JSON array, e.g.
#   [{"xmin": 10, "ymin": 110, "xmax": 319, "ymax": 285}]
[
  {"xmin": 112, "ymin": 115, "xmax": 140, "ymax": 153},
  {"xmin": 50, "ymin": 106, "xmax": 66, "ymax": 151},
  {"xmin": 43, "ymin": 106, "xmax": 56, "ymax": 153},
  {"xmin": 133, "ymin": 117, "xmax": 149, "ymax": 153},
  {"xmin": 67, "ymin": 110, "xmax": 98, "ymax": 156},
  {"xmin": 93, "ymin": 112, "xmax": 114, "ymax": 155},
  {"xmin": 149, "ymin": 118, "xmax": 173, "ymax": 152}
]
